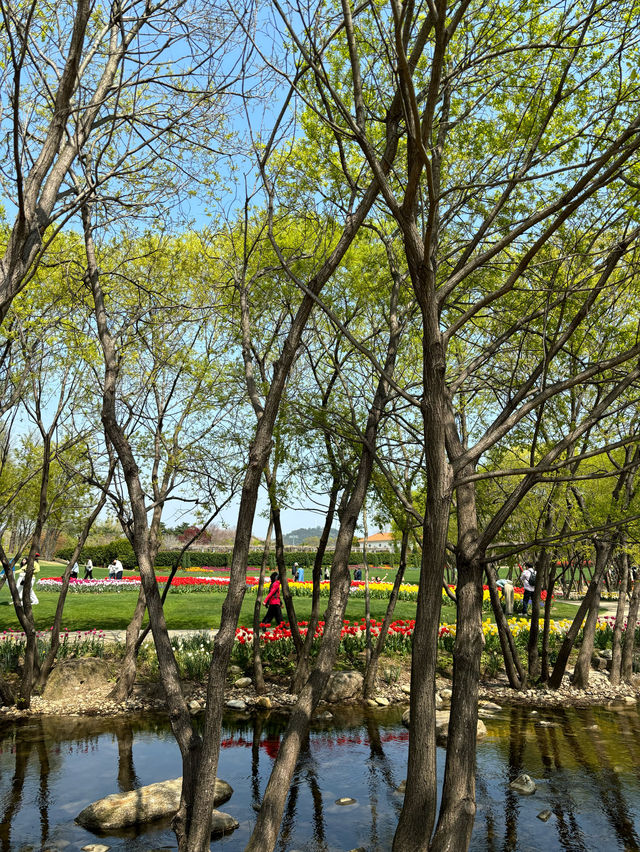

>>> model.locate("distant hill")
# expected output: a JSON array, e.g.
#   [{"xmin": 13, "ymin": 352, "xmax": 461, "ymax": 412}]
[{"xmin": 284, "ymin": 526, "xmax": 339, "ymax": 546}]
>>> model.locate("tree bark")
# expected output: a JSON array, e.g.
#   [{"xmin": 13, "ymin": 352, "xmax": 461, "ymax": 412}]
[
  {"xmin": 363, "ymin": 526, "xmax": 410, "ymax": 698},
  {"xmin": 622, "ymin": 570, "xmax": 640, "ymax": 682},
  {"xmin": 484, "ymin": 567, "xmax": 525, "ymax": 689},
  {"xmin": 393, "ymin": 324, "xmax": 453, "ymax": 850},
  {"xmin": 291, "ymin": 480, "xmax": 339, "ymax": 694},
  {"xmin": 610, "ymin": 550, "xmax": 628, "ymax": 687},
  {"xmin": 549, "ymin": 546, "xmax": 610, "ymax": 689},
  {"xmin": 241, "ymin": 279, "xmax": 401, "ymax": 852},
  {"xmin": 572, "ymin": 540, "xmax": 610, "ymax": 689},
  {"xmin": 527, "ymin": 535, "xmax": 551, "ymax": 682},
  {"xmin": 252, "ymin": 519, "xmax": 273, "ymax": 694},
  {"xmin": 540, "ymin": 563, "xmax": 557, "ymax": 683}
]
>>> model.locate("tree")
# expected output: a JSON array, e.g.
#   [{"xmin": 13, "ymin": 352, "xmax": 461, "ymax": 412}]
[
  {"xmin": 0, "ymin": 0, "xmax": 239, "ymax": 326},
  {"xmin": 257, "ymin": 3, "xmax": 640, "ymax": 850}
]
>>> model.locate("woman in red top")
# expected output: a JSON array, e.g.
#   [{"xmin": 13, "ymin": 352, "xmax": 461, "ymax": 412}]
[{"xmin": 263, "ymin": 571, "xmax": 283, "ymax": 626}]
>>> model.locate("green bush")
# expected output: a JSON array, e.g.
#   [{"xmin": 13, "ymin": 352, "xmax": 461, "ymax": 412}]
[
  {"xmin": 55, "ymin": 545, "xmax": 400, "ymax": 572},
  {"xmin": 55, "ymin": 539, "xmax": 136, "ymax": 570}
]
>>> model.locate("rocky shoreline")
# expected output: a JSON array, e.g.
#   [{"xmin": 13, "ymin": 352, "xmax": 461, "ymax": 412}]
[{"xmin": 1, "ymin": 655, "xmax": 639, "ymax": 720}]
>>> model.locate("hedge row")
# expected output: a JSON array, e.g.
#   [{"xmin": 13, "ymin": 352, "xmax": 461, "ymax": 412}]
[
  {"xmin": 55, "ymin": 544, "xmax": 400, "ymax": 570},
  {"xmin": 55, "ymin": 540, "xmax": 137, "ymax": 570}
]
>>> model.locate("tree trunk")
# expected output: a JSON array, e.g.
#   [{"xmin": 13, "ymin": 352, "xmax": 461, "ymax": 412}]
[
  {"xmin": 527, "ymin": 536, "xmax": 551, "ymax": 682},
  {"xmin": 244, "ymin": 448, "xmax": 381, "ymax": 852},
  {"xmin": 621, "ymin": 570, "xmax": 640, "ymax": 682},
  {"xmin": 572, "ymin": 540, "xmax": 610, "ymax": 689},
  {"xmin": 393, "ymin": 316, "xmax": 452, "ymax": 851},
  {"xmin": 362, "ymin": 503, "xmax": 372, "ymax": 667},
  {"xmin": 252, "ymin": 519, "xmax": 273, "ymax": 694},
  {"xmin": 291, "ymin": 481, "xmax": 339, "ymax": 694},
  {"xmin": 540, "ymin": 563, "xmax": 557, "ymax": 683},
  {"xmin": 110, "ymin": 588, "xmax": 148, "ymax": 702},
  {"xmin": 610, "ymin": 551, "xmax": 628, "ymax": 687},
  {"xmin": 429, "ymin": 453, "xmax": 483, "ymax": 852},
  {"xmin": 484, "ymin": 567, "xmax": 525, "ymax": 689},
  {"xmin": 549, "ymin": 547, "xmax": 609, "ymax": 689},
  {"xmin": 241, "ymin": 285, "xmax": 401, "ymax": 852},
  {"xmin": 269, "ymin": 496, "xmax": 304, "ymax": 657},
  {"xmin": 363, "ymin": 527, "xmax": 410, "ymax": 698}
]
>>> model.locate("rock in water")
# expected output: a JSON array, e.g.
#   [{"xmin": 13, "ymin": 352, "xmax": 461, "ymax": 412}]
[
  {"xmin": 509, "ymin": 774, "xmax": 537, "ymax": 795},
  {"xmin": 76, "ymin": 777, "xmax": 233, "ymax": 830},
  {"xmin": 210, "ymin": 809, "xmax": 239, "ymax": 835}
]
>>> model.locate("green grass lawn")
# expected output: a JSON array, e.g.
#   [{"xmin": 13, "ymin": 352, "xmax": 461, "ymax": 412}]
[{"xmin": 0, "ymin": 561, "xmax": 580, "ymax": 632}]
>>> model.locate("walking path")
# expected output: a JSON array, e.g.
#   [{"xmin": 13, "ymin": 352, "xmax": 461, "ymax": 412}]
[
  {"xmin": 99, "ymin": 628, "xmax": 218, "ymax": 644},
  {"xmin": 561, "ymin": 597, "xmax": 626, "ymax": 618}
]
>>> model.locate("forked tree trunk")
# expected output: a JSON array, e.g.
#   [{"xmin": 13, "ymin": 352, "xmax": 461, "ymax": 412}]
[
  {"xmin": 244, "ymin": 440, "xmax": 383, "ymax": 852},
  {"xmin": 363, "ymin": 527, "xmax": 410, "ymax": 698},
  {"xmin": 252, "ymin": 519, "xmax": 273, "ymax": 694},
  {"xmin": 527, "ymin": 539, "xmax": 551, "ymax": 682},
  {"xmin": 572, "ymin": 540, "xmax": 610, "ymax": 689},
  {"xmin": 37, "ymin": 486, "xmax": 111, "ymax": 691},
  {"xmin": 85, "ymin": 208, "xmax": 203, "ymax": 852},
  {"xmin": 484, "ymin": 568, "xmax": 525, "ymax": 689},
  {"xmin": 110, "ymin": 588, "xmax": 148, "ymax": 702},
  {"xmin": 622, "ymin": 571, "xmax": 640, "ymax": 682},
  {"xmin": 540, "ymin": 563, "xmax": 557, "ymax": 683},
  {"xmin": 610, "ymin": 551, "xmax": 628, "ymax": 686},
  {"xmin": 549, "ymin": 548, "xmax": 610, "ymax": 689},
  {"xmin": 429, "ymin": 463, "xmax": 483, "ymax": 852},
  {"xmin": 241, "ymin": 287, "xmax": 401, "ymax": 852},
  {"xmin": 392, "ymin": 328, "xmax": 452, "ymax": 851},
  {"xmin": 291, "ymin": 481, "xmax": 339, "ymax": 694}
]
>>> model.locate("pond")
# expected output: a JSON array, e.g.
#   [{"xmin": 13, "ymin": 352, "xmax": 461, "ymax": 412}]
[{"xmin": 1, "ymin": 701, "xmax": 640, "ymax": 851}]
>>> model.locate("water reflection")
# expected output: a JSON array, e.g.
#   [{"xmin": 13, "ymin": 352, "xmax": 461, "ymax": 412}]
[{"xmin": 1, "ymin": 704, "xmax": 640, "ymax": 850}]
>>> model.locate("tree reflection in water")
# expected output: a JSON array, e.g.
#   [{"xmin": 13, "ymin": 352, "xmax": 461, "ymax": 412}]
[{"xmin": 1, "ymin": 706, "xmax": 640, "ymax": 850}]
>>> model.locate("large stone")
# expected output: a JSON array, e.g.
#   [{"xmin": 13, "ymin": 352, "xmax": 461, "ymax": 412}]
[
  {"xmin": 43, "ymin": 658, "xmax": 111, "ymax": 701},
  {"xmin": 323, "ymin": 671, "xmax": 363, "ymax": 703},
  {"xmin": 509, "ymin": 773, "xmax": 536, "ymax": 795},
  {"xmin": 403, "ymin": 708, "xmax": 487, "ymax": 744},
  {"xmin": 76, "ymin": 777, "xmax": 233, "ymax": 831},
  {"xmin": 210, "ymin": 810, "xmax": 239, "ymax": 836}
]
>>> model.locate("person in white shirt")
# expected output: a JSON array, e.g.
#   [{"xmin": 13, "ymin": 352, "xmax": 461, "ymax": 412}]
[
  {"xmin": 84, "ymin": 558, "xmax": 93, "ymax": 579},
  {"xmin": 520, "ymin": 563, "xmax": 537, "ymax": 616},
  {"xmin": 111, "ymin": 558, "xmax": 124, "ymax": 580}
]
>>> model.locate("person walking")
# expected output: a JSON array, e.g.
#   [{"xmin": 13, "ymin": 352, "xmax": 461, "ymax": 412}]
[
  {"xmin": 71, "ymin": 561, "xmax": 79, "ymax": 579},
  {"xmin": 520, "ymin": 563, "xmax": 537, "ymax": 617},
  {"xmin": 263, "ymin": 572, "xmax": 283, "ymax": 626},
  {"xmin": 84, "ymin": 558, "xmax": 93, "ymax": 579},
  {"xmin": 15, "ymin": 554, "xmax": 40, "ymax": 605}
]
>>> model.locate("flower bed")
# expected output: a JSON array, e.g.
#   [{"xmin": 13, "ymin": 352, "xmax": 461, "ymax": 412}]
[{"xmin": 0, "ymin": 628, "xmax": 106, "ymax": 671}]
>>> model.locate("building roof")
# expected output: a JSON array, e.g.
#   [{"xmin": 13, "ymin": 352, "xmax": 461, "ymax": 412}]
[{"xmin": 359, "ymin": 532, "xmax": 394, "ymax": 543}]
